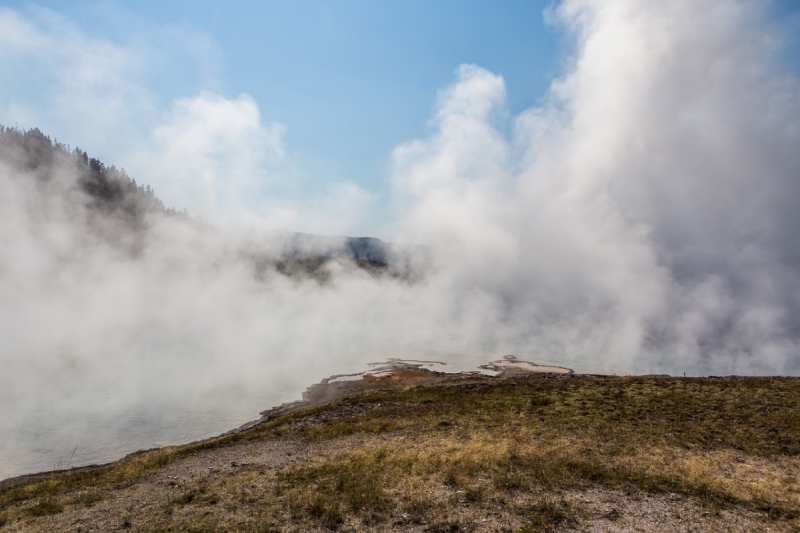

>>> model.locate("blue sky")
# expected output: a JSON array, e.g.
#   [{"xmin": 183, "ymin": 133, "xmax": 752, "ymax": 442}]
[
  {"xmin": 0, "ymin": 1, "xmax": 561, "ymax": 232},
  {"xmin": 1, "ymin": 1, "xmax": 799, "ymax": 235},
  {"xmin": 14, "ymin": 1, "xmax": 560, "ymax": 161}
]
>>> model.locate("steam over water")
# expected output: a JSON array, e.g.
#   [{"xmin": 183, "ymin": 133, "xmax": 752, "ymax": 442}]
[{"xmin": 3, "ymin": 0, "xmax": 800, "ymax": 477}]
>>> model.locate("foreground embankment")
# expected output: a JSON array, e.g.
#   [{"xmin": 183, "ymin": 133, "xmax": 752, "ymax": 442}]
[{"xmin": 1, "ymin": 368, "xmax": 799, "ymax": 532}]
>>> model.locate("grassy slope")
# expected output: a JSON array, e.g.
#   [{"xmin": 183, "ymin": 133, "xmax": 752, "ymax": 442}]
[{"xmin": 1, "ymin": 373, "xmax": 800, "ymax": 531}]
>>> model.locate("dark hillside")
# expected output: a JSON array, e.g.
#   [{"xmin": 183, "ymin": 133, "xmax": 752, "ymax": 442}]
[
  {"xmin": 0, "ymin": 125, "xmax": 422, "ymax": 280},
  {"xmin": 0, "ymin": 126, "xmax": 179, "ymax": 229}
]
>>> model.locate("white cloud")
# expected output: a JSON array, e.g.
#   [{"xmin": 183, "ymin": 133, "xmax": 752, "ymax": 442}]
[
  {"xmin": 0, "ymin": 6, "xmax": 162, "ymax": 152},
  {"xmin": 0, "ymin": 6, "xmax": 378, "ymax": 235},
  {"xmin": 135, "ymin": 92, "xmax": 286, "ymax": 217},
  {"xmin": 131, "ymin": 91, "xmax": 377, "ymax": 234}
]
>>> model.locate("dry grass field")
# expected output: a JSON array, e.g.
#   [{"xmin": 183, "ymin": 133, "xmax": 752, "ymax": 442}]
[{"xmin": 1, "ymin": 371, "xmax": 799, "ymax": 532}]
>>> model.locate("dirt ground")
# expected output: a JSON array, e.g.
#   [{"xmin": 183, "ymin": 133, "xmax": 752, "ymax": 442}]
[
  {"xmin": 1, "ymin": 435, "xmax": 792, "ymax": 532},
  {"xmin": 2, "ymin": 362, "xmax": 798, "ymax": 532}
]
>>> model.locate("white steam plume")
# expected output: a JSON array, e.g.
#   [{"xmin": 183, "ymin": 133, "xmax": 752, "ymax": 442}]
[{"xmin": 394, "ymin": 0, "xmax": 800, "ymax": 375}]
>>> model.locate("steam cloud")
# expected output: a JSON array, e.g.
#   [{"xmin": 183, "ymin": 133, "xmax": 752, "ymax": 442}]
[
  {"xmin": 2, "ymin": 0, "xmax": 800, "ymax": 476},
  {"xmin": 395, "ymin": 0, "xmax": 800, "ymax": 375}
]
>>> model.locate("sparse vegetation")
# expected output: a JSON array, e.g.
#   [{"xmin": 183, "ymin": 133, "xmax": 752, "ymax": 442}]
[
  {"xmin": 1, "ymin": 373, "xmax": 799, "ymax": 531},
  {"xmin": 68, "ymin": 491, "xmax": 103, "ymax": 508},
  {"xmin": 519, "ymin": 497, "xmax": 571, "ymax": 532},
  {"xmin": 25, "ymin": 498, "xmax": 63, "ymax": 517}
]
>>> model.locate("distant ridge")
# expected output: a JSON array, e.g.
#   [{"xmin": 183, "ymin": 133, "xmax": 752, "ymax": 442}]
[
  {"xmin": 0, "ymin": 125, "xmax": 423, "ymax": 278},
  {"xmin": 0, "ymin": 125, "xmax": 180, "ymax": 224}
]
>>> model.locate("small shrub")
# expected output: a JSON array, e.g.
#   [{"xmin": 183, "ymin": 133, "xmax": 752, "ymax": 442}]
[
  {"xmin": 443, "ymin": 468, "xmax": 460, "ymax": 487},
  {"xmin": 520, "ymin": 497, "xmax": 569, "ymax": 532},
  {"xmin": 287, "ymin": 494, "xmax": 303, "ymax": 520},
  {"xmin": 494, "ymin": 471, "xmax": 527, "ymax": 491},
  {"xmin": 175, "ymin": 490, "xmax": 197, "ymax": 504},
  {"xmin": 70, "ymin": 491, "xmax": 103, "ymax": 508},
  {"xmin": 403, "ymin": 498, "xmax": 432, "ymax": 524},
  {"xmin": 425, "ymin": 522, "xmax": 461, "ymax": 532},
  {"xmin": 530, "ymin": 395, "xmax": 553, "ymax": 408},
  {"xmin": 308, "ymin": 497, "xmax": 343, "ymax": 529},
  {"xmin": 464, "ymin": 486, "xmax": 485, "ymax": 503},
  {"xmin": 27, "ymin": 498, "xmax": 63, "ymax": 516},
  {"xmin": 171, "ymin": 485, "xmax": 218, "ymax": 506}
]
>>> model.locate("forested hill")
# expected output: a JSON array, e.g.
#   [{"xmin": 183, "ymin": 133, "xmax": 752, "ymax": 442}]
[
  {"xmin": 0, "ymin": 125, "xmax": 420, "ymax": 278},
  {"xmin": 0, "ymin": 125, "xmax": 181, "ymax": 226}
]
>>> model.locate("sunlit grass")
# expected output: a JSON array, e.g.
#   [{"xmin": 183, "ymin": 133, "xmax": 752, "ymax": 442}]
[{"xmin": 2, "ymin": 374, "xmax": 800, "ymax": 530}]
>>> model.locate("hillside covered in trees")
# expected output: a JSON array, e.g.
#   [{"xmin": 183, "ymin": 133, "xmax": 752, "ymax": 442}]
[
  {"xmin": 0, "ymin": 126, "xmax": 181, "ymax": 225},
  {"xmin": 0, "ymin": 125, "xmax": 414, "ymax": 278}
]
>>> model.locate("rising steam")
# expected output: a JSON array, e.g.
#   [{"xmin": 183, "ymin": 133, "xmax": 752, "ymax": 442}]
[{"xmin": 395, "ymin": 0, "xmax": 800, "ymax": 375}]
